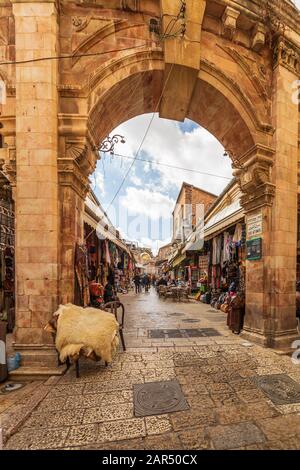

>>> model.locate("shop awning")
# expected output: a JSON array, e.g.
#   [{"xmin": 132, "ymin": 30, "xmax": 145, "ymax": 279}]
[
  {"xmin": 183, "ymin": 231, "xmax": 204, "ymax": 253},
  {"xmin": 83, "ymin": 211, "xmax": 132, "ymax": 257},
  {"xmin": 204, "ymin": 200, "xmax": 244, "ymax": 239},
  {"xmin": 172, "ymin": 253, "xmax": 186, "ymax": 268}
]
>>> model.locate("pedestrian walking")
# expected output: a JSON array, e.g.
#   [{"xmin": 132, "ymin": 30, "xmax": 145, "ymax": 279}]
[{"xmin": 133, "ymin": 273, "xmax": 141, "ymax": 294}]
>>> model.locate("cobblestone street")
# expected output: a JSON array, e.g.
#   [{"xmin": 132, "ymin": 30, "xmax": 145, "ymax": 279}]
[{"xmin": 3, "ymin": 289, "xmax": 300, "ymax": 450}]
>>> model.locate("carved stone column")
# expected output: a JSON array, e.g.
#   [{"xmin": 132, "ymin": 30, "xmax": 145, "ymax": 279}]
[
  {"xmin": 239, "ymin": 38, "xmax": 300, "ymax": 349},
  {"xmin": 58, "ymin": 117, "xmax": 98, "ymax": 306},
  {"xmin": 12, "ymin": 1, "xmax": 61, "ymax": 375}
]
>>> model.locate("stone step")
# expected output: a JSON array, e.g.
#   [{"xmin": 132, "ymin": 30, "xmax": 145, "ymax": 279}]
[{"xmin": 8, "ymin": 365, "xmax": 66, "ymax": 381}]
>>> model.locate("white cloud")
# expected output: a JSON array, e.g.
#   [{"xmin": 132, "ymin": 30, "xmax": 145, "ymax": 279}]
[
  {"xmin": 113, "ymin": 114, "xmax": 232, "ymax": 196},
  {"xmin": 120, "ymin": 187, "xmax": 175, "ymax": 220},
  {"xmin": 95, "ymin": 171, "xmax": 105, "ymax": 195},
  {"xmin": 130, "ymin": 174, "xmax": 143, "ymax": 186}
]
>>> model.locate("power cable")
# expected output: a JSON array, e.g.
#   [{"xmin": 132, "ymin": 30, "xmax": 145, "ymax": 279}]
[
  {"xmin": 0, "ymin": 41, "xmax": 159, "ymax": 67},
  {"xmin": 104, "ymin": 63, "xmax": 175, "ymax": 213},
  {"xmin": 112, "ymin": 152, "xmax": 232, "ymax": 181}
]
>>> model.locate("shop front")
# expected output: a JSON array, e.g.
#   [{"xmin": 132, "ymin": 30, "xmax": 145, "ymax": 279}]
[
  {"xmin": 83, "ymin": 191, "xmax": 134, "ymax": 305},
  {"xmin": 0, "ymin": 175, "xmax": 15, "ymax": 333}
]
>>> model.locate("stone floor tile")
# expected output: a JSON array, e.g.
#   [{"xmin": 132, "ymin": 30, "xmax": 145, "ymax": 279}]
[
  {"xmin": 35, "ymin": 397, "xmax": 67, "ymax": 412},
  {"xmin": 207, "ymin": 422, "xmax": 266, "ymax": 450},
  {"xmin": 80, "ymin": 438, "xmax": 145, "ymax": 450},
  {"xmin": 83, "ymin": 378, "xmax": 142, "ymax": 394},
  {"xmin": 145, "ymin": 415, "xmax": 172, "ymax": 435},
  {"xmin": 207, "ymin": 383, "xmax": 234, "ymax": 394},
  {"xmin": 143, "ymin": 432, "xmax": 183, "ymax": 450},
  {"xmin": 178, "ymin": 427, "xmax": 211, "ymax": 450},
  {"xmin": 210, "ymin": 393, "xmax": 243, "ymax": 407},
  {"xmin": 83, "ymin": 403, "xmax": 134, "ymax": 424},
  {"xmin": 258, "ymin": 415, "xmax": 300, "ymax": 441},
  {"xmin": 275, "ymin": 403, "xmax": 300, "ymax": 414},
  {"xmin": 5, "ymin": 427, "xmax": 69, "ymax": 450},
  {"xmin": 170, "ymin": 409, "xmax": 217, "ymax": 431},
  {"xmin": 236, "ymin": 388, "xmax": 267, "ymax": 403},
  {"xmin": 65, "ymin": 424, "xmax": 98, "ymax": 447},
  {"xmin": 47, "ymin": 383, "xmax": 85, "ymax": 398},
  {"xmin": 216, "ymin": 402, "xmax": 278, "ymax": 425},
  {"xmin": 258, "ymin": 439, "xmax": 300, "ymax": 450},
  {"xmin": 24, "ymin": 408, "xmax": 84, "ymax": 429},
  {"xmin": 97, "ymin": 418, "xmax": 146, "ymax": 442},
  {"xmin": 187, "ymin": 395, "xmax": 215, "ymax": 409}
]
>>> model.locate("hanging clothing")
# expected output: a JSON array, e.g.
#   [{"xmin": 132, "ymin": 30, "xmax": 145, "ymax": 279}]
[
  {"xmin": 222, "ymin": 232, "xmax": 231, "ymax": 263},
  {"xmin": 74, "ymin": 243, "xmax": 90, "ymax": 307},
  {"xmin": 104, "ymin": 240, "xmax": 111, "ymax": 265},
  {"xmin": 233, "ymin": 223, "xmax": 242, "ymax": 244}
]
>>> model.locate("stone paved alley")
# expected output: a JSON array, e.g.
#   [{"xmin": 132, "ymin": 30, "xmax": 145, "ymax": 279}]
[{"xmin": 2, "ymin": 289, "xmax": 300, "ymax": 450}]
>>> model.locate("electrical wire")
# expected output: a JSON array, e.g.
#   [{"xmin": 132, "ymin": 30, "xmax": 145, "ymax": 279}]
[
  {"xmin": 0, "ymin": 40, "xmax": 160, "ymax": 66},
  {"xmin": 112, "ymin": 152, "xmax": 232, "ymax": 181},
  {"xmin": 104, "ymin": 63, "xmax": 175, "ymax": 213}
]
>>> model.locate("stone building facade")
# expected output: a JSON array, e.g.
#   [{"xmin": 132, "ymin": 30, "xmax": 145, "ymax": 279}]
[
  {"xmin": 173, "ymin": 182, "xmax": 217, "ymax": 243},
  {"xmin": 0, "ymin": 0, "xmax": 299, "ymax": 373}
]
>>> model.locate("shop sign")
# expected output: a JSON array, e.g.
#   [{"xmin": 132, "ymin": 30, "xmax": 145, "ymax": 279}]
[
  {"xmin": 247, "ymin": 212, "xmax": 263, "ymax": 238},
  {"xmin": 246, "ymin": 238, "xmax": 262, "ymax": 261}
]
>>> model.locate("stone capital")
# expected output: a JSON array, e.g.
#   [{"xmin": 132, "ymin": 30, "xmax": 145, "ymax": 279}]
[
  {"xmin": 58, "ymin": 133, "xmax": 98, "ymax": 199},
  {"xmin": 234, "ymin": 145, "xmax": 275, "ymax": 212},
  {"xmin": 273, "ymin": 37, "xmax": 300, "ymax": 76}
]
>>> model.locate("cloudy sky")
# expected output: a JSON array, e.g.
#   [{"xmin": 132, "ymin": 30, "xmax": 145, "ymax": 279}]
[
  {"xmin": 92, "ymin": 0, "xmax": 300, "ymax": 254},
  {"xmin": 93, "ymin": 115, "xmax": 232, "ymax": 254}
]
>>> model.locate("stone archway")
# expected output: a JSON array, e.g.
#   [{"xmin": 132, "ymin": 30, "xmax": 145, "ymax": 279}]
[{"xmin": 1, "ymin": 0, "xmax": 299, "ymax": 373}]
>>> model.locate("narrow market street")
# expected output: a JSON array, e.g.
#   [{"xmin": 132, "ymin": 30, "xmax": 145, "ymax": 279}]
[{"xmin": 2, "ymin": 289, "xmax": 300, "ymax": 450}]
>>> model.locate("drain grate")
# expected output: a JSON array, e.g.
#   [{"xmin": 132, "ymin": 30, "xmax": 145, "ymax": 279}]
[
  {"xmin": 148, "ymin": 328, "xmax": 221, "ymax": 339},
  {"xmin": 252, "ymin": 374, "xmax": 300, "ymax": 405},
  {"xmin": 133, "ymin": 380, "xmax": 189, "ymax": 417}
]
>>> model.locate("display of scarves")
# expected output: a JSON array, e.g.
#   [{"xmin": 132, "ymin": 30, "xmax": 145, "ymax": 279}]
[
  {"xmin": 74, "ymin": 243, "xmax": 90, "ymax": 307},
  {"xmin": 212, "ymin": 237, "xmax": 218, "ymax": 265},
  {"xmin": 104, "ymin": 240, "xmax": 111, "ymax": 265},
  {"xmin": 223, "ymin": 232, "xmax": 231, "ymax": 263},
  {"xmin": 233, "ymin": 223, "xmax": 242, "ymax": 244},
  {"xmin": 212, "ymin": 235, "xmax": 222, "ymax": 265}
]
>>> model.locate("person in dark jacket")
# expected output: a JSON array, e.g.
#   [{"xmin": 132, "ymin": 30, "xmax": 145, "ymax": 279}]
[{"xmin": 133, "ymin": 273, "xmax": 141, "ymax": 294}]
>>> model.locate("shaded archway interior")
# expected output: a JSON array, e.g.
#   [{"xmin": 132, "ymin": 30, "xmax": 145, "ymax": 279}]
[{"xmin": 88, "ymin": 69, "xmax": 255, "ymax": 158}]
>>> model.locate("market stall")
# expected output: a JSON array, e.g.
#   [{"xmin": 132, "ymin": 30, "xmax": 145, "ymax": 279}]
[{"xmin": 0, "ymin": 179, "xmax": 15, "ymax": 333}]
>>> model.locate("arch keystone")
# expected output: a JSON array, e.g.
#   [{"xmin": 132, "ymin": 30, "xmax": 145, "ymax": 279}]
[{"xmin": 159, "ymin": 0, "xmax": 206, "ymax": 121}]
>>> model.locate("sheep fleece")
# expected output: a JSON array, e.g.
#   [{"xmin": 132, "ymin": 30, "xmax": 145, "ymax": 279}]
[{"xmin": 55, "ymin": 304, "xmax": 119, "ymax": 363}]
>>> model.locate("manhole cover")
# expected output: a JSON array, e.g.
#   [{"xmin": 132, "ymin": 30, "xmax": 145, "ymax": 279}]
[
  {"xmin": 0, "ymin": 383, "xmax": 24, "ymax": 394},
  {"xmin": 252, "ymin": 374, "xmax": 300, "ymax": 405},
  {"xmin": 133, "ymin": 380, "xmax": 189, "ymax": 417},
  {"xmin": 148, "ymin": 328, "xmax": 221, "ymax": 339},
  {"xmin": 167, "ymin": 313, "xmax": 184, "ymax": 317}
]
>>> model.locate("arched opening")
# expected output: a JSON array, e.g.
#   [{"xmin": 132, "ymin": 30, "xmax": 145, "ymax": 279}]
[
  {"xmin": 69, "ymin": 55, "xmax": 295, "ymax": 350},
  {"xmin": 73, "ymin": 60, "xmax": 262, "ymax": 343}
]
